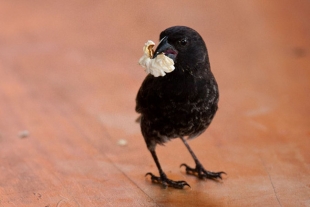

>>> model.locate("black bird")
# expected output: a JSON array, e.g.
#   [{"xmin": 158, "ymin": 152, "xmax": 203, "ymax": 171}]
[{"xmin": 136, "ymin": 26, "xmax": 225, "ymax": 188}]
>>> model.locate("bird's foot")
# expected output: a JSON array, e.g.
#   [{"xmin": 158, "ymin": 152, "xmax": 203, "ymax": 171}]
[
  {"xmin": 180, "ymin": 163, "xmax": 226, "ymax": 180},
  {"xmin": 145, "ymin": 172, "xmax": 190, "ymax": 189}
]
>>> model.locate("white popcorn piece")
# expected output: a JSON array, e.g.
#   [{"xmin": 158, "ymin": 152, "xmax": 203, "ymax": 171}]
[
  {"xmin": 142, "ymin": 40, "xmax": 155, "ymax": 58},
  {"xmin": 138, "ymin": 40, "xmax": 175, "ymax": 77}
]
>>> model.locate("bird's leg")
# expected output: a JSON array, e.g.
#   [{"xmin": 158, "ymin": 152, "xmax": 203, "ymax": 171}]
[
  {"xmin": 180, "ymin": 137, "xmax": 226, "ymax": 180},
  {"xmin": 146, "ymin": 149, "xmax": 190, "ymax": 189}
]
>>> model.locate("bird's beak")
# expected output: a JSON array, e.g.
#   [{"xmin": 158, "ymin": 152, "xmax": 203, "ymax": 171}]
[{"xmin": 153, "ymin": 36, "xmax": 178, "ymax": 60}]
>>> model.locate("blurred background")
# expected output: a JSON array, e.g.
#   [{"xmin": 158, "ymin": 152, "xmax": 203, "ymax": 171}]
[{"xmin": 0, "ymin": 1, "xmax": 309, "ymax": 206}]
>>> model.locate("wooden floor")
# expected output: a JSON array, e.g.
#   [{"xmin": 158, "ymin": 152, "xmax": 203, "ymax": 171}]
[{"xmin": 1, "ymin": 1, "xmax": 310, "ymax": 206}]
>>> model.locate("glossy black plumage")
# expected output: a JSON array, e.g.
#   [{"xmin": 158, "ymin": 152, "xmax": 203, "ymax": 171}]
[{"xmin": 136, "ymin": 26, "xmax": 225, "ymax": 188}]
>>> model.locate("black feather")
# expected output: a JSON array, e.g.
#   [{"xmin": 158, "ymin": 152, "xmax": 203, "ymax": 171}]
[
  {"xmin": 136, "ymin": 26, "xmax": 225, "ymax": 188},
  {"xmin": 136, "ymin": 26, "xmax": 218, "ymax": 149}
]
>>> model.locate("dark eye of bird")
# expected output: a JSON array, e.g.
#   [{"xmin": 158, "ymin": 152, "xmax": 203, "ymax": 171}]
[{"xmin": 179, "ymin": 38, "xmax": 188, "ymax": 46}]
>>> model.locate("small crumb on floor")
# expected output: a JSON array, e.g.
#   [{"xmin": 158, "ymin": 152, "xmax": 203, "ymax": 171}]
[
  {"xmin": 117, "ymin": 139, "xmax": 128, "ymax": 146},
  {"xmin": 18, "ymin": 130, "xmax": 29, "ymax": 138}
]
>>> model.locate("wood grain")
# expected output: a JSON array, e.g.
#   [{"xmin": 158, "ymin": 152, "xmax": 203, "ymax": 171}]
[{"xmin": 0, "ymin": 1, "xmax": 309, "ymax": 206}]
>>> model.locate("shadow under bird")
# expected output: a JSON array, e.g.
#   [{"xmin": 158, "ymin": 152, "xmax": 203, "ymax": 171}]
[{"xmin": 136, "ymin": 26, "xmax": 226, "ymax": 189}]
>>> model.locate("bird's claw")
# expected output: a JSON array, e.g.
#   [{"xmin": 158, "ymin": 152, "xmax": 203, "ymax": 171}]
[
  {"xmin": 180, "ymin": 163, "xmax": 226, "ymax": 180},
  {"xmin": 145, "ymin": 172, "xmax": 191, "ymax": 189}
]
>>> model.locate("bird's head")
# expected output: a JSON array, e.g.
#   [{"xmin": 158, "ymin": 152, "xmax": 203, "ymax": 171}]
[{"xmin": 153, "ymin": 26, "xmax": 209, "ymax": 69}]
